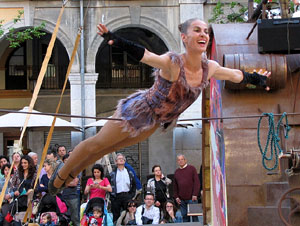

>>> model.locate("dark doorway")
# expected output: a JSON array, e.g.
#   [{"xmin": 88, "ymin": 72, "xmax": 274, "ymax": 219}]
[
  {"xmin": 3, "ymin": 132, "xmax": 27, "ymax": 158},
  {"xmin": 5, "ymin": 32, "xmax": 70, "ymax": 90},
  {"xmin": 5, "ymin": 45, "xmax": 27, "ymax": 89},
  {"xmin": 96, "ymin": 27, "xmax": 168, "ymax": 88}
]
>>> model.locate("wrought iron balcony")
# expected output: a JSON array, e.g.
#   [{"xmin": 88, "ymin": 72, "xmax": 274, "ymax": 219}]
[{"xmin": 96, "ymin": 64, "xmax": 154, "ymax": 88}]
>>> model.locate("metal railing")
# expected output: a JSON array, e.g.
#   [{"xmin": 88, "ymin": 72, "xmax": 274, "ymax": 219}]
[
  {"xmin": 96, "ymin": 64, "xmax": 154, "ymax": 88},
  {"xmin": 7, "ymin": 65, "xmax": 69, "ymax": 90},
  {"xmin": 8, "ymin": 64, "xmax": 154, "ymax": 90}
]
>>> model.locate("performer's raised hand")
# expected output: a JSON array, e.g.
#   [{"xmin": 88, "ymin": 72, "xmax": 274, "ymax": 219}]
[
  {"xmin": 97, "ymin": 23, "xmax": 114, "ymax": 45},
  {"xmin": 252, "ymin": 69, "xmax": 271, "ymax": 91}
]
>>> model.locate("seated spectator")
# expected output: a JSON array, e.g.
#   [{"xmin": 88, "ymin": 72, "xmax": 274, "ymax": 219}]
[
  {"xmin": 116, "ymin": 200, "xmax": 138, "ymax": 226},
  {"xmin": 11, "ymin": 155, "xmax": 36, "ymax": 197},
  {"xmin": 0, "ymin": 155, "xmax": 9, "ymax": 179},
  {"xmin": 38, "ymin": 159, "xmax": 57, "ymax": 194},
  {"xmin": 0, "ymin": 164, "xmax": 14, "ymax": 226},
  {"xmin": 84, "ymin": 164, "xmax": 112, "ymax": 200},
  {"xmin": 135, "ymin": 193, "xmax": 160, "ymax": 225},
  {"xmin": 147, "ymin": 165, "xmax": 172, "ymax": 209},
  {"xmin": 88, "ymin": 206, "xmax": 103, "ymax": 226},
  {"xmin": 161, "ymin": 199, "xmax": 182, "ymax": 223}
]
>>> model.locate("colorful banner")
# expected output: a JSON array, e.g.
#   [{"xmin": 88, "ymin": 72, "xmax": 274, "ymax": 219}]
[{"xmin": 210, "ymin": 78, "xmax": 228, "ymax": 226}]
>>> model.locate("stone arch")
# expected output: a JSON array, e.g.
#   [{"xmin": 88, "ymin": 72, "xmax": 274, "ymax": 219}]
[
  {"xmin": 86, "ymin": 16, "xmax": 179, "ymax": 73},
  {"xmin": 0, "ymin": 18, "xmax": 80, "ymax": 72}
]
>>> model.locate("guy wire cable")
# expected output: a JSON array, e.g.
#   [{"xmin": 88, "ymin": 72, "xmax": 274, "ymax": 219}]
[{"xmin": 1, "ymin": 108, "xmax": 300, "ymax": 122}]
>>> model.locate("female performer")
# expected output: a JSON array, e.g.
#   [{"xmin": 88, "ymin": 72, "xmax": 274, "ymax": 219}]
[{"xmin": 49, "ymin": 18, "xmax": 270, "ymax": 195}]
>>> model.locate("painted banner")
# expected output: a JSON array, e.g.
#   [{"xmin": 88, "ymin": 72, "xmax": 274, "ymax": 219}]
[{"xmin": 210, "ymin": 77, "xmax": 228, "ymax": 226}]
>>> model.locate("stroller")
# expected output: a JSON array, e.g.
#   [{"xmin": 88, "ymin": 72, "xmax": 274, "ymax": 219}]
[
  {"xmin": 35, "ymin": 193, "xmax": 70, "ymax": 226},
  {"xmin": 81, "ymin": 197, "xmax": 113, "ymax": 226},
  {"xmin": 6, "ymin": 194, "xmax": 30, "ymax": 225}
]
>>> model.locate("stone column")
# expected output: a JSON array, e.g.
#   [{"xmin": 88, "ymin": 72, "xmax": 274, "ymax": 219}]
[
  {"xmin": 69, "ymin": 73, "xmax": 98, "ymax": 147},
  {"xmin": 84, "ymin": 73, "xmax": 98, "ymax": 139},
  {"xmin": 28, "ymin": 131, "xmax": 44, "ymax": 161},
  {"xmin": 179, "ymin": 0, "xmax": 205, "ymax": 52}
]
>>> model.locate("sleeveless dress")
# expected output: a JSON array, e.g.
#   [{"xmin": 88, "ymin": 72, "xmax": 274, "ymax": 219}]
[{"xmin": 114, "ymin": 52, "xmax": 209, "ymax": 137}]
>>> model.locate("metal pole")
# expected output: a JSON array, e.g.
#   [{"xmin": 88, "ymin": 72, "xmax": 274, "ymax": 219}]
[
  {"xmin": 138, "ymin": 142, "xmax": 142, "ymax": 182},
  {"xmin": 80, "ymin": 0, "xmax": 85, "ymax": 140}
]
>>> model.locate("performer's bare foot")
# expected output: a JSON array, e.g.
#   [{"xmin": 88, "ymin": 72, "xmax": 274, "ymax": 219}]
[{"xmin": 48, "ymin": 161, "xmax": 75, "ymax": 195}]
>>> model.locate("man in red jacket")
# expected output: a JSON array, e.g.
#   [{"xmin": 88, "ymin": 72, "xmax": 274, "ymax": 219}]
[{"xmin": 173, "ymin": 154, "xmax": 200, "ymax": 222}]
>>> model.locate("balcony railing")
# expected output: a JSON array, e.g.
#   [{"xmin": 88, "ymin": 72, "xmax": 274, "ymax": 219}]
[
  {"xmin": 8, "ymin": 64, "xmax": 154, "ymax": 90},
  {"xmin": 7, "ymin": 65, "xmax": 69, "ymax": 90},
  {"xmin": 96, "ymin": 64, "xmax": 154, "ymax": 88}
]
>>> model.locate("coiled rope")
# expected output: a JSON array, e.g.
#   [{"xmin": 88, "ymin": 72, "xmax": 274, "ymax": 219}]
[{"xmin": 257, "ymin": 112, "xmax": 291, "ymax": 171}]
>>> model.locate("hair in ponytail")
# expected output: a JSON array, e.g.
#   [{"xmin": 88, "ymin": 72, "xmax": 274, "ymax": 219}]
[{"xmin": 178, "ymin": 18, "xmax": 199, "ymax": 34}]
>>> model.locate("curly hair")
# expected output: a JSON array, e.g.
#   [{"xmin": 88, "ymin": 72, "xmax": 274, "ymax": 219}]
[
  {"xmin": 92, "ymin": 164, "xmax": 104, "ymax": 180},
  {"xmin": 18, "ymin": 155, "xmax": 36, "ymax": 179},
  {"xmin": 44, "ymin": 159, "xmax": 57, "ymax": 173}
]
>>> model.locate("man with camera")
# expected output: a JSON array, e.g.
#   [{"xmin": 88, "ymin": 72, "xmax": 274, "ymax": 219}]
[{"xmin": 135, "ymin": 193, "xmax": 160, "ymax": 225}]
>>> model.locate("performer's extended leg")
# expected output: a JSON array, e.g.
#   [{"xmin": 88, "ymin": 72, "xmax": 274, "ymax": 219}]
[
  {"xmin": 53, "ymin": 119, "xmax": 159, "ymax": 189},
  {"xmin": 69, "ymin": 123, "xmax": 159, "ymax": 177}
]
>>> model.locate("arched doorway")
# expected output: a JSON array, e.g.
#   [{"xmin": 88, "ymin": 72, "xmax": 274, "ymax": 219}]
[
  {"xmin": 95, "ymin": 27, "xmax": 168, "ymax": 88},
  {"xmin": 5, "ymin": 32, "xmax": 70, "ymax": 90}
]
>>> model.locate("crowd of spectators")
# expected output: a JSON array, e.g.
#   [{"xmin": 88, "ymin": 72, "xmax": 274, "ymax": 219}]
[{"xmin": 0, "ymin": 145, "xmax": 202, "ymax": 225}]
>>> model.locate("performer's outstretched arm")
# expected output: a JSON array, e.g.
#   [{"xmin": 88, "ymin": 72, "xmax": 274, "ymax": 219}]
[
  {"xmin": 97, "ymin": 23, "xmax": 180, "ymax": 82},
  {"xmin": 208, "ymin": 60, "xmax": 271, "ymax": 90}
]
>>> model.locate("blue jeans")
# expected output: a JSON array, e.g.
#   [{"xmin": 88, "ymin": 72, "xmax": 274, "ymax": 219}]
[{"xmin": 180, "ymin": 199, "xmax": 199, "ymax": 222}]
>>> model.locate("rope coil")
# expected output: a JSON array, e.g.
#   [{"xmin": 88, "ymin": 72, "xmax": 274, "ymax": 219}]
[{"xmin": 257, "ymin": 112, "xmax": 291, "ymax": 171}]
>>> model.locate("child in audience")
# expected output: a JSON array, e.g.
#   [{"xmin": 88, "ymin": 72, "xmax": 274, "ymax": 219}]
[
  {"xmin": 88, "ymin": 206, "xmax": 103, "ymax": 226},
  {"xmin": 40, "ymin": 212, "xmax": 55, "ymax": 226}
]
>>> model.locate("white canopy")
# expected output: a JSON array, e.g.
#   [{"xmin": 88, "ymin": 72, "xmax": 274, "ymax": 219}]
[{"xmin": 0, "ymin": 107, "xmax": 81, "ymax": 132}]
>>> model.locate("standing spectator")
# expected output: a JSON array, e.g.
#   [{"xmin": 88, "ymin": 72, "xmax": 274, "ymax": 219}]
[
  {"xmin": 161, "ymin": 199, "xmax": 182, "ymax": 223},
  {"xmin": 40, "ymin": 150, "xmax": 59, "ymax": 181},
  {"xmin": 135, "ymin": 193, "xmax": 160, "ymax": 225},
  {"xmin": 28, "ymin": 151, "xmax": 39, "ymax": 169},
  {"xmin": 62, "ymin": 154, "xmax": 80, "ymax": 226},
  {"xmin": 0, "ymin": 155, "xmax": 9, "ymax": 179},
  {"xmin": 57, "ymin": 145, "xmax": 67, "ymax": 160},
  {"xmin": 69, "ymin": 149, "xmax": 82, "ymax": 212},
  {"xmin": 37, "ymin": 159, "xmax": 56, "ymax": 194},
  {"xmin": 173, "ymin": 154, "xmax": 200, "ymax": 222},
  {"xmin": 0, "ymin": 164, "xmax": 14, "ymax": 226},
  {"xmin": 116, "ymin": 200, "xmax": 138, "ymax": 226},
  {"xmin": 12, "ymin": 152, "xmax": 22, "ymax": 172},
  {"xmin": 84, "ymin": 164, "xmax": 112, "ymax": 199},
  {"xmin": 11, "ymin": 155, "xmax": 36, "ymax": 197},
  {"xmin": 147, "ymin": 165, "xmax": 171, "ymax": 209},
  {"xmin": 109, "ymin": 153, "xmax": 136, "ymax": 223},
  {"xmin": 125, "ymin": 162, "xmax": 143, "ymax": 192}
]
